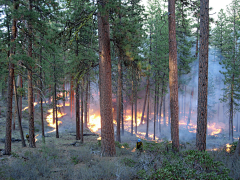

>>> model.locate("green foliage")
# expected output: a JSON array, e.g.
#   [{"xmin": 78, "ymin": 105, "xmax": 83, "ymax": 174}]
[
  {"xmin": 228, "ymin": 141, "xmax": 238, "ymax": 154},
  {"xmin": 71, "ymin": 156, "xmax": 79, "ymax": 165},
  {"xmin": 137, "ymin": 150, "xmax": 232, "ymax": 180},
  {"xmin": 121, "ymin": 157, "xmax": 137, "ymax": 167}
]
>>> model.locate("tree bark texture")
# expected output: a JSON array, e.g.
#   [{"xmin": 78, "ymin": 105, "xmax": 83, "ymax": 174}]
[
  {"xmin": 4, "ymin": 0, "xmax": 19, "ymax": 155},
  {"xmin": 98, "ymin": 0, "xmax": 116, "ymax": 156},
  {"xmin": 28, "ymin": 0, "xmax": 35, "ymax": 148},
  {"xmin": 168, "ymin": 0, "xmax": 179, "ymax": 152},
  {"xmin": 196, "ymin": 0, "xmax": 209, "ymax": 151}
]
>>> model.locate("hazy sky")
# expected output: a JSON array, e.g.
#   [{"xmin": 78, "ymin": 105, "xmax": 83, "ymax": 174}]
[{"xmin": 140, "ymin": 0, "xmax": 230, "ymax": 21}]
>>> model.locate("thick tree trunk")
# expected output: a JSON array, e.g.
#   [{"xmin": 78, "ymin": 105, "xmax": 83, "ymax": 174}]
[
  {"xmin": 76, "ymin": 79, "xmax": 80, "ymax": 140},
  {"xmin": 196, "ymin": 0, "xmax": 209, "ymax": 151},
  {"xmin": 141, "ymin": 78, "xmax": 149, "ymax": 124},
  {"xmin": 4, "ymin": 0, "xmax": 19, "ymax": 155},
  {"xmin": 5, "ymin": 63, "xmax": 14, "ymax": 154},
  {"xmin": 98, "ymin": 0, "xmax": 116, "ymax": 156},
  {"xmin": 28, "ymin": 0, "xmax": 35, "ymax": 148},
  {"xmin": 54, "ymin": 61, "xmax": 59, "ymax": 138},
  {"xmin": 116, "ymin": 54, "xmax": 122, "ymax": 142},
  {"xmin": 168, "ymin": 0, "xmax": 179, "ymax": 152}
]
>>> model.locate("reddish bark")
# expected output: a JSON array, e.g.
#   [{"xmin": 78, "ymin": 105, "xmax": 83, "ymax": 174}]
[{"xmin": 168, "ymin": 0, "xmax": 179, "ymax": 152}]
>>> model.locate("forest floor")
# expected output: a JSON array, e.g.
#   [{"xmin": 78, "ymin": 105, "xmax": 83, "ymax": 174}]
[{"xmin": 0, "ymin": 99, "xmax": 240, "ymax": 179}]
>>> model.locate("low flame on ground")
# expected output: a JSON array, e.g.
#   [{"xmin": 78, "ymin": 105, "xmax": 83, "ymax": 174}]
[
  {"xmin": 226, "ymin": 143, "xmax": 232, "ymax": 153},
  {"xmin": 22, "ymin": 102, "xmax": 38, "ymax": 111},
  {"xmin": 46, "ymin": 108, "xmax": 65, "ymax": 128}
]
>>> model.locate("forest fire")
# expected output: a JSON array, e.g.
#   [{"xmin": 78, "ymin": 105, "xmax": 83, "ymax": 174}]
[
  {"xmin": 22, "ymin": 102, "xmax": 38, "ymax": 111},
  {"xmin": 46, "ymin": 108, "xmax": 65, "ymax": 129},
  {"xmin": 88, "ymin": 114, "xmax": 101, "ymax": 132}
]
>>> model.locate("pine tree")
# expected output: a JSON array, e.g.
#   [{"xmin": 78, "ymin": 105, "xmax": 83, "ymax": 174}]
[
  {"xmin": 196, "ymin": 0, "xmax": 209, "ymax": 151},
  {"xmin": 168, "ymin": 0, "xmax": 179, "ymax": 152},
  {"xmin": 97, "ymin": 0, "xmax": 116, "ymax": 156}
]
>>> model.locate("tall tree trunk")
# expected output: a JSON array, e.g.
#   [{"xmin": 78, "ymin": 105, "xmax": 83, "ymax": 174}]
[
  {"xmin": 134, "ymin": 67, "xmax": 138, "ymax": 135},
  {"xmin": 156, "ymin": 81, "xmax": 159, "ymax": 133},
  {"xmin": 76, "ymin": 79, "xmax": 80, "ymax": 140},
  {"xmin": 54, "ymin": 59, "xmax": 59, "ymax": 138},
  {"xmin": 116, "ymin": 53, "xmax": 122, "ymax": 142},
  {"xmin": 84, "ymin": 75, "xmax": 88, "ymax": 128},
  {"xmin": 40, "ymin": 35, "xmax": 44, "ymax": 142},
  {"xmin": 13, "ymin": 78, "xmax": 26, "ymax": 147},
  {"xmin": 19, "ymin": 76, "xmax": 22, "ymax": 119},
  {"xmin": 63, "ymin": 83, "xmax": 65, "ymax": 111},
  {"xmin": 88, "ymin": 76, "xmax": 90, "ymax": 124},
  {"xmin": 141, "ymin": 78, "xmax": 149, "ymax": 124},
  {"xmin": 4, "ymin": 0, "xmax": 19, "ymax": 155},
  {"xmin": 81, "ymin": 80, "xmax": 84, "ymax": 143},
  {"xmin": 154, "ymin": 78, "xmax": 157, "ymax": 140},
  {"xmin": 28, "ymin": 0, "xmax": 35, "ymax": 148},
  {"xmin": 131, "ymin": 73, "xmax": 133, "ymax": 136},
  {"xmin": 97, "ymin": 0, "xmax": 116, "ymax": 156},
  {"xmin": 184, "ymin": 85, "xmax": 186, "ymax": 120},
  {"xmin": 168, "ymin": 0, "xmax": 179, "ymax": 152},
  {"xmin": 229, "ymin": 83, "xmax": 234, "ymax": 142},
  {"xmin": 196, "ymin": 0, "xmax": 209, "ymax": 151},
  {"xmin": 146, "ymin": 85, "xmax": 150, "ymax": 139}
]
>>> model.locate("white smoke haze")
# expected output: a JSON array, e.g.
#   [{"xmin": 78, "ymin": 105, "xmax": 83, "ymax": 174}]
[{"xmin": 42, "ymin": 48, "xmax": 239, "ymax": 150}]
